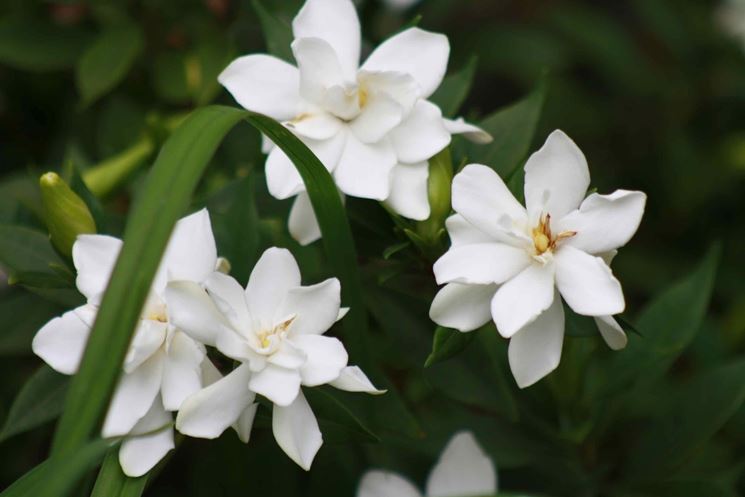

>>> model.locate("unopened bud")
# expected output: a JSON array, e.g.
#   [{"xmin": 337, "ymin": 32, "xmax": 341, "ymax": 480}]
[
  {"xmin": 415, "ymin": 147, "xmax": 453, "ymax": 246},
  {"xmin": 40, "ymin": 172, "xmax": 97, "ymax": 257}
]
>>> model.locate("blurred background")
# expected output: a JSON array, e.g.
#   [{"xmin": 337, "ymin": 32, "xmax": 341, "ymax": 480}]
[{"xmin": 0, "ymin": 0, "xmax": 744, "ymax": 496}]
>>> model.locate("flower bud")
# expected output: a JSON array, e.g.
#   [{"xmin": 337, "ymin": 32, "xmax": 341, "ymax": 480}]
[
  {"xmin": 415, "ymin": 147, "xmax": 453, "ymax": 246},
  {"xmin": 40, "ymin": 172, "xmax": 97, "ymax": 257}
]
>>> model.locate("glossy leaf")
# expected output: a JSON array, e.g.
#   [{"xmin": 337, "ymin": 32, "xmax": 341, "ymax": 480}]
[
  {"xmin": 305, "ymin": 388, "xmax": 379, "ymax": 444},
  {"xmin": 425, "ymin": 326, "xmax": 476, "ymax": 367},
  {"xmin": 431, "ymin": 55, "xmax": 478, "ymax": 117},
  {"xmin": 0, "ymin": 17, "xmax": 90, "ymax": 72},
  {"xmin": 253, "ymin": 0, "xmax": 295, "ymax": 63}
]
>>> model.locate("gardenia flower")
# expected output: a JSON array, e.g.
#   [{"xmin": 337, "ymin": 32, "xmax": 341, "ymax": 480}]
[
  {"xmin": 358, "ymin": 431, "xmax": 497, "ymax": 497},
  {"xmin": 429, "ymin": 130, "xmax": 646, "ymax": 388},
  {"xmin": 219, "ymin": 0, "xmax": 490, "ymax": 245},
  {"xmin": 32, "ymin": 209, "xmax": 220, "ymax": 477},
  {"xmin": 165, "ymin": 247, "xmax": 384, "ymax": 470}
]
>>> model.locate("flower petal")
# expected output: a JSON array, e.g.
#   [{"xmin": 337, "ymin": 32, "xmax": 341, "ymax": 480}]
[
  {"xmin": 123, "ymin": 319, "xmax": 167, "ymax": 373},
  {"xmin": 118, "ymin": 397, "xmax": 174, "ymax": 477},
  {"xmin": 524, "ymin": 130, "xmax": 590, "ymax": 220},
  {"xmin": 292, "ymin": 0, "xmax": 361, "ymax": 79},
  {"xmin": 508, "ymin": 294, "xmax": 565, "ymax": 388},
  {"xmin": 249, "ymin": 364, "xmax": 302, "ymax": 406},
  {"xmin": 334, "ymin": 133, "xmax": 396, "ymax": 200},
  {"xmin": 218, "ymin": 54, "xmax": 301, "ymax": 121},
  {"xmin": 160, "ymin": 209, "xmax": 217, "ymax": 286},
  {"xmin": 286, "ymin": 112, "xmax": 343, "ymax": 141},
  {"xmin": 556, "ymin": 190, "xmax": 647, "ymax": 254},
  {"xmin": 102, "ymin": 352, "xmax": 165, "ymax": 438},
  {"xmin": 291, "ymin": 38, "xmax": 349, "ymax": 109},
  {"xmin": 329, "ymin": 366, "xmax": 386, "ymax": 394},
  {"xmin": 291, "ymin": 335, "xmax": 348, "ymax": 386},
  {"xmin": 425, "ymin": 431, "xmax": 497, "ymax": 497},
  {"xmin": 164, "ymin": 281, "xmax": 229, "ymax": 347},
  {"xmin": 175, "ymin": 364, "xmax": 254, "ymax": 439},
  {"xmin": 32, "ymin": 307, "xmax": 92, "ymax": 375},
  {"xmin": 385, "ymin": 161, "xmax": 430, "ymax": 220},
  {"xmin": 233, "ymin": 403, "xmax": 259, "ymax": 443},
  {"xmin": 205, "ymin": 272, "xmax": 251, "ymax": 329},
  {"xmin": 73, "ymin": 234, "xmax": 122, "ymax": 304},
  {"xmin": 554, "ymin": 245, "xmax": 625, "ymax": 316},
  {"xmin": 595, "ymin": 315, "xmax": 627, "ymax": 350},
  {"xmin": 349, "ymin": 93, "xmax": 404, "ymax": 144},
  {"xmin": 390, "ymin": 100, "xmax": 450, "ymax": 164},
  {"xmin": 358, "ymin": 70, "xmax": 419, "ymax": 116},
  {"xmin": 277, "ymin": 278, "xmax": 341, "ymax": 335},
  {"xmin": 358, "ymin": 470, "xmax": 421, "ymax": 497},
  {"xmin": 362, "ymin": 27, "xmax": 449, "ymax": 98},
  {"xmin": 161, "ymin": 331, "xmax": 206, "ymax": 411},
  {"xmin": 491, "ymin": 262, "xmax": 555, "ymax": 338},
  {"xmin": 433, "ymin": 243, "xmax": 531, "ymax": 285},
  {"xmin": 272, "ymin": 390, "xmax": 323, "ymax": 470},
  {"xmin": 289, "ymin": 192, "xmax": 323, "ymax": 246},
  {"xmin": 429, "ymin": 283, "xmax": 497, "ymax": 332},
  {"xmin": 268, "ymin": 339, "xmax": 308, "ymax": 369},
  {"xmin": 443, "ymin": 117, "xmax": 493, "ymax": 144},
  {"xmin": 451, "ymin": 164, "xmax": 528, "ymax": 240},
  {"xmin": 245, "ymin": 248, "xmax": 301, "ymax": 326},
  {"xmin": 444, "ymin": 214, "xmax": 493, "ymax": 247}
]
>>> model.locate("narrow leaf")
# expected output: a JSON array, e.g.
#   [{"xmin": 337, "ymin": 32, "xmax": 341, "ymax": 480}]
[
  {"xmin": 425, "ymin": 326, "xmax": 476, "ymax": 367},
  {"xmin": 252, "ymin": 0, "xmax": 294, "ymax": 63},
  {"xmin": 430, "ymin": 55, "xmax": 478, "ymax": 117},
  {"xmin": 304, "ymin": 388, "xmax": 379, "ymax": 443}
]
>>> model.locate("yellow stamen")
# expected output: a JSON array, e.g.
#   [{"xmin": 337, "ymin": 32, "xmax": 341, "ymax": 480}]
[{"xmin": 358, "ymin": 86, "xmax": 368, "ymax": 108}]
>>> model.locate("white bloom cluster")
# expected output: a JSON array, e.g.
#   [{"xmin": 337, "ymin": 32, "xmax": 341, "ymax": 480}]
[
  {"xmin": 219, "ymin": 0, "xmax": 490, "ymax": 245},
  {"xmin": 33, "ymin": 210, "xmax": 382, "ymax": 476}
]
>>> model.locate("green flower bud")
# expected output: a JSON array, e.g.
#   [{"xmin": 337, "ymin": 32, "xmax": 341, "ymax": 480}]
[
  {"xmin": 40, "ymin": 172, "xmax": 97, "ymax": 257},
  {"xmin": 415, "ymin": 147, "xmax": 453, "ymax": 246}
]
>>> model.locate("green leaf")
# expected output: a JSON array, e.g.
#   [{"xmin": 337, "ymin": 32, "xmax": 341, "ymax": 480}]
[
  {"xmin": 0, "ymin": 290, "xmax": 61, "ymax": 356},
  {"xmin": 564, "ymin": 305, "xmax": 597, "ymax": 337},
  {"xmin": 305, "ymin": 388, "xmax": 379, "ymax": 444},
  {"xmin": 602, "ymin": 244, "xmax": 720, "ymax": 392},
  {"xmin": 625, "ymin": 358, "xmax": 745, "ymax": 480},
  {"xmin": 0, "ymin": 225, "xmax": 70, "ymax": 287},
  {"xmin": 0, "ymin": 365, "xmax": 68, "ymax": 442},
  {"xmin": 0, "ymin": 438, "xmax": 110, "ymax": 497},
  {"xmin": 76, "ymin": 22, "xmax": 144, "ymax": 106},
  {"xmin": 252, "ymin": 0, "xmax": 294, "ymax": 63},
  {"xmin": 0, "ymin": 17, "xmax": 91, "ymax": 72},
  {"xmin": 91, "ymin": 449, "xmax": 149, "ymax": 497},
  {"xmin": 465, "ymin": 75, "xmax": 547, "ymax": 180},
  {"xmin": 430, "ymin": 55, "xmax": 478, "ymax": 117},
  {"xmin": 425, "ymin": 326, "xmax": 476, "ymax": 367}
]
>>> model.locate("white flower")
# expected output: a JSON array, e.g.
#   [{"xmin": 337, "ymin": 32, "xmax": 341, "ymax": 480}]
[
  {"xmin": 429, "ymin": 130, "xmax": 646, "ymax": 388},
  {"xmin": 32, "ymin": 209, "xmax": 220, "ymax": 477},
  {"xmin": 218, "ymin": 0, "xmax": 490, "ymax": 245},
  {"xmin": 357, "ymin": 431, "xmax": 497, "ymax": 497},
  {"xmin": 166, "ymin": 247, "xmax": 383, "ymax": 470}
]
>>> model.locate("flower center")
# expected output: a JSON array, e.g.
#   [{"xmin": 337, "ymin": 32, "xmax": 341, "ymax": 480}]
[
  {"xmin": 531, "ymin": 213, "xmax": 576, "ymax": 256},
  {"xmin": 255, "ymin": 315, "xmax": 295, "ymax": 354},
  {"xmin": 358, "ymin": 85, "xmax": 368, "ymax": 109}
]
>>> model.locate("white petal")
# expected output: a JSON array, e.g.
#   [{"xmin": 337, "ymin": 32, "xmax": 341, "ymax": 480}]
[
  {"xmin": 358, "ymin": 470, "xmax": 422, "ymax": 497},
  {"xmin": 123, "ymin": 320, "xmax": 167, "ymax": 373},
  {"xmin": 291, "ymin": 38, "xmax": 348, "ymax": 108},
  {"xmin": 272, "ymin": 390, "xmax": 323, "ymax": 470},
  {"xmin": 554, "ymin": 246, "xmax": 625, "ymax": 316},
  {"xmin": 429, "ymin": 283, "xmax": 497, "ymax": 332},
  {"xmin": 286, "ymin": 112, "xmax": 343, "ymax": 141},
  {"xmin": 334, "ymin": 133, "xmax": 396, "ymax": 200},
  {"xmin": 249, "ymin": 364, "xmax": 302, "ymax": 406},
  {"xmin": 524, "ymin": 130, "xmax": 590, "ymax": 220},
  {"xmin": 200, "ymin": 357, "xmax": 223, "ymax": 386},
  {"xmin": 451, "ymin": 164, "xmax": 528, "ymax": 239},
  {"xmin": 508, "ymin": 294, "xmax": 565, "ymax": 388},
  {"xmin": 118, "ymin": 397, "xmax": 174, "ymax": 477},
  {"xmin": 390, "ymin": 100, "xmax": 450, "ymax": 164},
  {"xmin": 245, "ymin": 248, "xmax": 301, "ymax": 325},
  {"xmin": 175, "ymin": 364, "xmax": 254, "ymax": 439},
  {"xmin": 277, "ymin": 278, "xmax": 341, "ymax": 335},
  {"xmin": 218, "ymin": 54, "xmax": 301, "ymax": 121},
  {"xmin": 73, "ymin": 234, "xmax": 122, "ymax": 304},
  {"xmin": 161, "ymin": 209, "xmax": 217, "ymax": 286},
  {"xmin": 349, "ymin": 93, "xmax": 404, "ymax": 144},
  {"xmin": 291, "ymin": 335, "xmax": 348, "ymax": 386},
  {"xmin": 289, "ymin": 191, "xmax": 323, "ymax": 246},
  {"xmin": 385, "ymin": 161, "xmax": 430, "ymax": 220},
  {"xmin": 205, "ymin": 272, "xmax": 251, "ymax": 330},
  {"xmin": 268, "ymin": 340, "xmax": 308, "ymax": 369},
  {"xmin": 233, "ymin": 403, "xmax": 259, "ymax": 443},
  {"xmin": 164, "ymin": 281, "xmax": 228, "ymax": 347},
  {"xmin": 357, "ymin": 70, "xmax": 420, "ymax": 116},
  {"xmin": 32, "ymin": 307, "xmax": 91, "ymax": 375},
  {"xmin": 329, "ymin": 366, "xmax": 386, "ymax": 394},
  {"xmin": 292, "ymin": 0, "xmax": 361, "ymax": 79},
  {"xmin": 444, "ymin": 214, "xmax": 493, "ymax": 247},
  {"xmin": 362, "ymin": 27, "xmax": 449, "ymax": 98},
  {"xmin": 491, "ymin": 263, "xmax": 555, "ymax": 338},
  {"xmin": 433, "ymin": 243, "xmax": 531, "ymax": 285},
  {"xmin": 216, "ymin": 329, "xmax": 264, "ymax": 366},
  {"xmin": 556, "ymin": 190, "xmax": 647, "ymax": 254},
  {"xmin": 595, "ymin": 315, "xmax": 627, "ymax": 350},
  {"xmin": 161, "ymin": 331, "xmax": 205, "ymax": 411},
  {"xmin": 102, "ymin": 352, "xmax": 165, "ymax": 438},
  {"xmin": 443, "ymin": 117, "xmax": 493, "ymax": 144},
  {"xmin": 425, "ymin": 431, "xmax": 497, "ymax": 497}
]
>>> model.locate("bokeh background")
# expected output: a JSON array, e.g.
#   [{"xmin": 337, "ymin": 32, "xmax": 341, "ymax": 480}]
[{"xmin": 1, "ymin": 0, "xmax": 744, "ymax": 496}]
